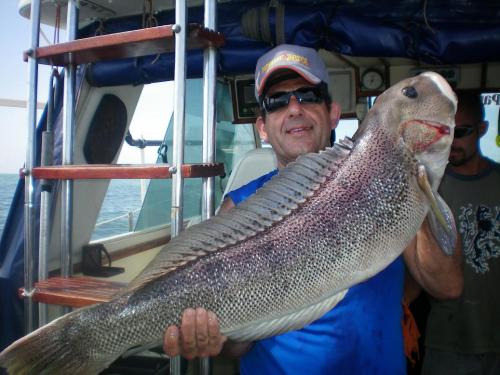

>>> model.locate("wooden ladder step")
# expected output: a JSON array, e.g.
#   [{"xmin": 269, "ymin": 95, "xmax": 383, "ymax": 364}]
[
  {"xmin": 25, "ymin": 24, "xmax": 225, "ymax": 66},
  {"xmin": 24, "ymin": 277, "xmax": 127, "ymax": 308},
  {"xmin": 29, "ymin": 163, "xmax": 225, "ymax": 180}
]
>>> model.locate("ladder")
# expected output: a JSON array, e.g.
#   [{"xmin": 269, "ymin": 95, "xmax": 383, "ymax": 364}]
[{"xmin": 22, "ymin": 1, "xmax": 224, "ymax": 374}]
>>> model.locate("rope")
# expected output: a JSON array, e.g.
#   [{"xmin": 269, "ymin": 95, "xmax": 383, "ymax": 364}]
[
  {"xmin": 423, "ymin": 0, "xmax": 436, "ymax": 34},
  {"xmin": 143, "ymin": 0, "xmax": 158, "ymax": 28},
  {"xmin": 94, "ymin": 19, "xmax": 105, "ymax": 36},
  {"xmin": 142, "ymin": 0, "xmax": 160, "ymax": 64},
  {"xmin": 95, "ymin": 208, "xmax": 141, "ymax": 228}
]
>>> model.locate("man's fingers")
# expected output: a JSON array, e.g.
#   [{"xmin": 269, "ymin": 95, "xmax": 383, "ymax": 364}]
[
  {"xmin": 207, "ymin": 311, "xmax": 227, "ymax": 356},
  {"xmin": 164, "ymin": 308, "xmax": 226, "ymax": 359},
  {"xmin": 195, "ymin": 308, "xmax": 210, "ymax": 356},
  {"xmin": 207, "ymin": 311, "xmax": 221, "ymax": 342},
  {"xmin": 180, "ymin": 308, "xmax": 197, "ymax": 359},
  {"xmin": 163, "ymin": 325, "xmax": 180, "ymax": 357}
]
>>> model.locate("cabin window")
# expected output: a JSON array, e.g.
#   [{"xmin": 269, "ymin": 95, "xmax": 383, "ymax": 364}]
[{"xmin": 133, "ymin": 79, "xmax": 255, "ymax": 231}]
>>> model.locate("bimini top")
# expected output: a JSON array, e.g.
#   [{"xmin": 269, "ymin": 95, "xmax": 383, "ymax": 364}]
[{"xmin": 20, "ymin": 0, "xmax": 500, "ymax": 86}]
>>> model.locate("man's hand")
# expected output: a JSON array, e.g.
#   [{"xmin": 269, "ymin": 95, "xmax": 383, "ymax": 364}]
[
  {"xmin": 163, "ymin": 308, "xmax": 227, "ymax": 360},
  {"xmin": 403, "ymin": 218, "xmax": 463, "ymax": 300}
]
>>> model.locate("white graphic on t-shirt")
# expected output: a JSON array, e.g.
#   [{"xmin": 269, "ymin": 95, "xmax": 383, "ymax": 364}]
[{"xmin": 458, "ymin": 204, "xmax": 500, "ymax": 274}]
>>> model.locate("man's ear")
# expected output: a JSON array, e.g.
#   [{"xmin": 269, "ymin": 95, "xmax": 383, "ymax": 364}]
[
  {"xmin": 329, "ymin": 102, "xmax": 341, "ymax": 130},
  {"xmin": 256, "ymin": 116, "xmax": 269, "ymax": 142},
  {"xmin": 478, "ymin": 120, "xmax": 488, "ymax": 138}
]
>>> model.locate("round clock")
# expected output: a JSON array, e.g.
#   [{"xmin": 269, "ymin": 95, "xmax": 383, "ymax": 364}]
[{"xmin": 361, "ymin": 69, "xmax": 384, "ymax": 91}]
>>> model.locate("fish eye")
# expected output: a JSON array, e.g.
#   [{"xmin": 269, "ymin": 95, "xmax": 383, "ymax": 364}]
[{"xmin": 402, "ymin": 86, "xmax": 418, "ymax": 98}]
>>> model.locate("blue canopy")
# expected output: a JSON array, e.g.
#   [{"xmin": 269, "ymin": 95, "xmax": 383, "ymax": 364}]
[{"xmin": 82, "ymin": 0, "xmax": 500, "ymax": 86}]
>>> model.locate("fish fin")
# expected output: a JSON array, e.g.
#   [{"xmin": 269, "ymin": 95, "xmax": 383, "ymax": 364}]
[
  {"xmin": 123, "ymin": 141, "xmax": 354, "ymax": 295},
  {"xmin": 121, "ymin": 342, "xmax": 162, "ymax": 358},
  {"xmin": 224, "ymin": 289, "xmax": 348, "ymax": 342},
  {"xmin": 417, "ymin": 164, "xmax": 457, "ymax": 255},
  {"xmin": 426, "ymin": 193, "xmax": 457, "ymax": 256},
  {"xmin": 0, "ymin": 307, "xmax": 116, "ymax": 375}
]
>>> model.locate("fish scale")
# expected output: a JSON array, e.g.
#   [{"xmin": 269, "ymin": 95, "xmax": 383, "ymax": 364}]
[{"xmin": 0, "ymin": 72, "xmax": 457, "ymax": 374}]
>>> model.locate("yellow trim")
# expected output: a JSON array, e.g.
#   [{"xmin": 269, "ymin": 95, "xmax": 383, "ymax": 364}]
[{"xmin": 261, "ymin": 53, "xmax": 309, "ymax": 74}]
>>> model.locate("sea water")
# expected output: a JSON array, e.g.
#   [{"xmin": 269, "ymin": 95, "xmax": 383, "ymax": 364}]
[
  {"xmin": 0, "ymin": 173, "xmax": 18, "ymax": 236},
  {"xmin": 0, "ymin": 174, "xmax": 144, "ymax": 241}
]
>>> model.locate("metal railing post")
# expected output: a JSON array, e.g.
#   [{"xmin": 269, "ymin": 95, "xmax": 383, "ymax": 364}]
[
  {"xmin": 200, "ymin": 0, "xmax": 218, "ymax": 373},
  {"xmin": 61, "ymin": 1, "xmax": 79, "ymax": 288},
  {"xmin": 23, "ymin": 0, "xmax": 41, "ymax": 334},
  {"xmin": 128, "ymin": 211, "xmax": 134, "ymax": 232},
  {"xmin": 201, "ymin": 0, "xmax": 218, "ymax": 222},
  {"xmin": 170, "ymin": 0, "xmax": 187, "ymax": 374},
  {"xmin": 38, "ymin": 69, "xmax": 58, "ymax": 326}
]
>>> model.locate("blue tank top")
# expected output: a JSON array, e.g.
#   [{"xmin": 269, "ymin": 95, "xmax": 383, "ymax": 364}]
[{"xmin": 227, "ymin": 170, "xmax": 406, "ymax": 375}]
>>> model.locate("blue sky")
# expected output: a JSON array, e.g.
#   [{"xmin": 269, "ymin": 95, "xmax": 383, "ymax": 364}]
[{"xmin": 0, "ymin": 1, "xmax": 53, "ymax": 174}]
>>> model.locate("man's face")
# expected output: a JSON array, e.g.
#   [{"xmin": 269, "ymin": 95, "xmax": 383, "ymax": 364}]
[
  {"xmin": 449, "ymin": 104, "xmax": 483, "ymax": 167},
  {"xmin": 256, "ymin": 76, "xmax": 339, "ymax": 168}
]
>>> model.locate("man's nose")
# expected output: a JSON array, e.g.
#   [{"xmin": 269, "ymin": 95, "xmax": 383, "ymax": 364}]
[
  {"xmin": 451, "ymin": 137, "xmax": 461, "ymax": 146},
  {"xmin": 286, "ymin": 95, "xmax": 303, "ymax": 115}
]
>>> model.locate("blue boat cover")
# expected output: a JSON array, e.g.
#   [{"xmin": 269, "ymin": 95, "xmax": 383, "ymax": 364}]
[{"xmin": 82, "ymin": 0, "xmax": 500, "ymax": 87}]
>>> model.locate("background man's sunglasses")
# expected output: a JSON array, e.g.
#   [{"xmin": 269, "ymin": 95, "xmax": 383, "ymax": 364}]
[
  {"xmin": 261, "ymin": 86, "xmax": 325, "ymax": 113},
  {"xmin": 454, "ymin": 126, "xmax": 476, "ymax": 138}
]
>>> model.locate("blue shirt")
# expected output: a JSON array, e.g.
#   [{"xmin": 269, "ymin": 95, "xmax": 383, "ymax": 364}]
[{"xmin": 227, "ymin": 170, "xmax": 406, "ymax": 375}]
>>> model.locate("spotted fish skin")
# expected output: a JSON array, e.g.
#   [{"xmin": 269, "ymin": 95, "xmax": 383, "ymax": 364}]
[{"xmin": 0, "ymin": 72, "xmax": 456, "ymax": 375}]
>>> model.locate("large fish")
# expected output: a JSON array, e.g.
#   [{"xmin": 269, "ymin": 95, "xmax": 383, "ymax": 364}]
[{"xmin": 0, "ymin": 72, "xmax": 457, "ymax": 374}]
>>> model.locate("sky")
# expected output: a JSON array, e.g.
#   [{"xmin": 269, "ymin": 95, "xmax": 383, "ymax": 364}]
[{"xmin": 0, "ymin": 1, "xmax": 50, "ymax": 174}]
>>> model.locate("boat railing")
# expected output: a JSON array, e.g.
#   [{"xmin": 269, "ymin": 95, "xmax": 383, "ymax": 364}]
[
  {"xmin": 94, "ymin": 208, "xmax": 142, "ymax": 234},
  {"xmin": 23, "ymin": 1, "xmax": 224, "ymax": 374}
]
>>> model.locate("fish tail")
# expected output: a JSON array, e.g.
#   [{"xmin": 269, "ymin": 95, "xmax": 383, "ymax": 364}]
[{"xmin": 0, "ymin": 308, "xmax": 112, "ymax": 375}]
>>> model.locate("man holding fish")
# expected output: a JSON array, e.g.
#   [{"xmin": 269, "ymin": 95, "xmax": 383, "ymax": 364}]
[
  {"xmin": 0, "ymin": 44, "xmax": 465, "ymax": 375},
  {"xmin": 164, "ymin": 44, "xmax": 464, "ymax": 374}
]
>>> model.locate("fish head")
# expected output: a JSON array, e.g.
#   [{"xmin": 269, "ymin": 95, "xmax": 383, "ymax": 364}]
[{"xmin": 359, "ymin": 71, "xmax": 457, "ymax": 188}]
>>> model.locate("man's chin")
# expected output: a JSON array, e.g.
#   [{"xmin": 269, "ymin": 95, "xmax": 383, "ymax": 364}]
[
  {"xmin": 449, "ymin": 149, "xmax": 465, "ymax": 166},
  {"xmin": 449, "ymin": 155, "xmax": 466, "ymax": 166},
  {"xmin": 284, "ymin": 137, "xmax": 314, "ymax": 150}
]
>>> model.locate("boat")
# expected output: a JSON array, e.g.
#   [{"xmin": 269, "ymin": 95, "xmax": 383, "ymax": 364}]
[{"xmin": 1, "ymin": 0, "xmax": 500, "ymax": 373}]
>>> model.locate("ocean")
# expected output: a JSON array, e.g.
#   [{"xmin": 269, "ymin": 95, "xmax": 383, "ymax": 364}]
[
  {"xmin": 0, "ymin": 174, "xmax": 144, "ymax": 241},
  {"xmin": 0, "ymin": 174, "xmax": 19, "ymax": 236},
  {"xmin": 92, "ymin": 179, "xmax": 144, "ymax": 240}
]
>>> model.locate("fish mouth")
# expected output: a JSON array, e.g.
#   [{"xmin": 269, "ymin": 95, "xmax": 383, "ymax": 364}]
[
  {"xmin": 401, "ymin": 119, "xmax": 452, "ymax": 152},
  {"xmin": 413, "ymin": 120, "xmax": 451, "ymax": 135}
]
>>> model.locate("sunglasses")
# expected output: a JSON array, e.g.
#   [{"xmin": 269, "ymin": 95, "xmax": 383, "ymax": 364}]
[
  {"xmin": 261, "ymin": 86, "xmax": 325, "ymax": 113},
  {"xmin": 454, "ymin": 126, "xmax": 476, "ymax": 139}
]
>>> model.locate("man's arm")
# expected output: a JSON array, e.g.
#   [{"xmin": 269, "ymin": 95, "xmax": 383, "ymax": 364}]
[
  {"xmin": 403, "ymin": 218, "xmax": 463, "ymax": 300},
  {"xmin": 163, "ymin": 197, "xmax": 254, "ymax": 359},
  {"xmin": 218, "ymin": 196, "xmax": 235, "ymax": 212}
]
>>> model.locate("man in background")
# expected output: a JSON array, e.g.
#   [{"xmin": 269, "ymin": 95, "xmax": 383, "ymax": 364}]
[{"xmin": 422, "ymin": 92, "xmax": 500, "ymax": 375}]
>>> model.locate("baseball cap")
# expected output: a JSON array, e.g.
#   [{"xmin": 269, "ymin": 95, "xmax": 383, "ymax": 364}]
[{"xmin": 254, "ymin": 44, "xmax": 330, "ymax": 100}]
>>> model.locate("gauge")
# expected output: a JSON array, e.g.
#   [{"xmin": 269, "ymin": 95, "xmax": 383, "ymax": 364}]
[{"xmin": 361, "ymin": 69, "xmax": 384, "ymax": 91}]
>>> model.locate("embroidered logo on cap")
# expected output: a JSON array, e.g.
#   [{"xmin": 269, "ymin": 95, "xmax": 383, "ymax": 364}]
[{"xmin": 261, "ymin": 53, "xmax": 309, "ymax": 74}]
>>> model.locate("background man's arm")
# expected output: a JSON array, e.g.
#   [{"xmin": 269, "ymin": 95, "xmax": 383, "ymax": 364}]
[{"xmin": 403, "ymin": 218, "xmax": 463, "ymax": 300}]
